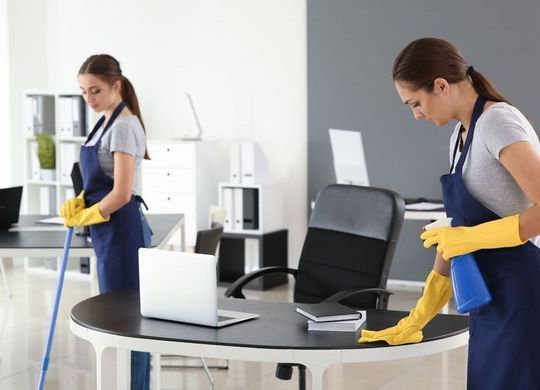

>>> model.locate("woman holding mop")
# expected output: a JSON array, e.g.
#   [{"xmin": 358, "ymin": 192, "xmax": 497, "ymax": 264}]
[{"xmin": 60, "ymin": 54, "xmax": 150, "ymax": 389}]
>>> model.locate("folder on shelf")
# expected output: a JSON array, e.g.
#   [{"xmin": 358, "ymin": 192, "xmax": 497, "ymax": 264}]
[
  {"xmin": 59, "ymin": 97, "xmax": 73, "ymax": 137},
  {"xmin": 242, "ymin": 188, "xmax": 259, "ymax": 230},
  {"xmin": 60, "ymin": 143, "xmax": 79, "ymax": 184},
  {"xmin": 33, "ymin": 95, "xmax": 55, "ymax": 135},
  {"xmin": 223, "ymin": 187, "xmax": 234, "ymax": 230},
  {"xmin": 229, "ymin": 143, "xmax": 242, "ymax": 184},
  {"xmin": 29, "ymin": 142, "xmax": 41, "ymax": 180},
  {"xmin": 240, "ymin": 142, "xmax": 269, "ymax": 185},
  {"xmin": 24, "ymin": 96, "xmax": 34, "ymax": 135},
  {"xmin": 31, "ymin": 96, "xmax": 39, "ymax": 134},
  {"xmin": 233, "ymin": 188, "xmax": 243, "ymax": 230},
  {"xmin": 72, "ymin": 96, "xmax": 86, "ymax": 137}
]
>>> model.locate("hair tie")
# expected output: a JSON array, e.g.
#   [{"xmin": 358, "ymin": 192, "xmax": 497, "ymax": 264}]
[{"xmin": 466, "ymin": 65, "xmax": 475, "ymax": 76}]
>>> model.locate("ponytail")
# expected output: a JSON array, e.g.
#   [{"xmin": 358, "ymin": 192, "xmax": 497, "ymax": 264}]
[
  {"xmin": 121, "ymin": 76, "xmax": 150, "ymax": 159},
  {"xmin": 468, "ymin": 69, "xmax": 511, "ymax": 105}
]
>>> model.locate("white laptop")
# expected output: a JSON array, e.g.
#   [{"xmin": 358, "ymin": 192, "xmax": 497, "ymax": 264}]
[{"xmin": 138, "ymin": 248, "xmax": 260, "ymax": 327}]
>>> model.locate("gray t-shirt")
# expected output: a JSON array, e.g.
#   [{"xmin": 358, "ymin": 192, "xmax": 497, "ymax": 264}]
[
  {"xmin": 449, "ymin": 102, "xmax": 540, "ymax": 245},
  {"xmin": 85, "ymin": 115, "xmax": 146, "ymax": 193}
]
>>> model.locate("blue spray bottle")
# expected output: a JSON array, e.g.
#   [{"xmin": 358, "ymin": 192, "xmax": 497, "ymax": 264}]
[{"xmin": 425, "ymin": 218, "xmax": 492, "ymax": 313}]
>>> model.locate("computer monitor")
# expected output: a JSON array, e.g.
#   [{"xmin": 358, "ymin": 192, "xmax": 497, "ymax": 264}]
[{"xmin": 329, "ymin": 128, "xmax": 369, "ymax": 186}]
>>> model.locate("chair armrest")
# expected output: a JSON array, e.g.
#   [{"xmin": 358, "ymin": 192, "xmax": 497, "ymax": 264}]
[
  {"xmin": 322, "ymin": 288, "xmax": 393, "ymax": 310},
  {"xmin": 224, "ymin": 266, "xmax": 298, "ymax": 299}
]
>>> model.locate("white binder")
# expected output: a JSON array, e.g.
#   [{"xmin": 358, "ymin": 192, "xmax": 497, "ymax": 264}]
[
  {"xmin": 223, "ymin": 188, "xmax": 234, "ymax": 230},
  {"xmin": 229, "ymin": 143, "xmax": 242, "ymax": 184},
  {"xmin": 60, "ymin": 143, "xmax": 79, "ymax": 184},
  {"xmin": 233, "ymin": 188, "xmax": 243, "ymax": 230},
  {"xmin": 30, "ymin": 142, "xmax": 41, "ymax": 180},
  {"xmin": 72, "ymin": 96, "xmax": 83, "ymax": 136},
  {"xmin": 24, "ymin": 96, "xmax": 35, "ymax": 135},
  {"xmin": 240, "ymin": 142, "xmax": 269, "ymax": 185}
]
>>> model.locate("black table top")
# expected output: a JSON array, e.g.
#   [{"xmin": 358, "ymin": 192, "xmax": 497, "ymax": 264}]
[
  {"xmin": 71, "ymin": 291, "xmax": 469, "ymax": 350},
  {"xmin": 0, "ymin": 214, "xmax": 183, "ymax": 249}
]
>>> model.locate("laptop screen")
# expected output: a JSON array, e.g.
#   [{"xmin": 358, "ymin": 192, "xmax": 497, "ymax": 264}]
[
  {"xmin": 138, "ymin": 248, "xmax": 219, "ymax": 326},
  {"xmin": 0, "ymin": 186, "xmax": 23, "ymax": 229}
]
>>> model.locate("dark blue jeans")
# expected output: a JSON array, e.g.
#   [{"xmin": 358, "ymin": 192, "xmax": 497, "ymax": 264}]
[{"xmin": 131, "ymin": 351, "xmax": 150, "ymax": 390}]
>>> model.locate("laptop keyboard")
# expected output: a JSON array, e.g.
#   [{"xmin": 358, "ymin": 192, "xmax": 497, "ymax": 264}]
[{"xmin": 218, "ymin": 315, "xmax": 235, "ymax": 322}]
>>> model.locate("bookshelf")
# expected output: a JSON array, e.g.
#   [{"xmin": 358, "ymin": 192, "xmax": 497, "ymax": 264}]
[
  {"xmin": 217, "ymin": 182, "xmax": 287, "ymax": 289},
  {"xmin": 218, "ymin": 182, "xmax": 283, "ymax": 235},
  {"xmin": 22, "ymin": 90, "xmax": 97, "ymax": 278},
  {"xmin": 22, "ymin": 90, "xmax": 97, "ymax": 215}
]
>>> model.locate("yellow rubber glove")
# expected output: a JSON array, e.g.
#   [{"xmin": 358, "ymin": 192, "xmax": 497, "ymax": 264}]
[
  {"xmin": 59, "ymin": 191, "xmax": 85, "ymax": 219},
  {"xmin": 63, "ymin": 203, "xmax": 109, "ymax": 227},
  {"xmin": 358, "ymin": 270, "xmax": 452, "ymax": 345},
  {"xmin": 420, "ymin": 214, "xmax": 524, "ymax": 260}
]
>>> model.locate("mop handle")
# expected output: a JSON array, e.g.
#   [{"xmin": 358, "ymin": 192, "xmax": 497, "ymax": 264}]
[{"xmin": 38, "ymin": 227, "xmax": 73, "ymax": 390}]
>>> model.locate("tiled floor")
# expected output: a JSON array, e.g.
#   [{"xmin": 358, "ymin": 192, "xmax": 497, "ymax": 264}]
[{"xmin": 0, "ymin": 261, "xmax": 467, "ymax": 389}]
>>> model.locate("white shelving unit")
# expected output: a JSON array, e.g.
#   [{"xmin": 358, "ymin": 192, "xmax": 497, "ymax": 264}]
[
  {"xmin": 218, "ymin": 182, "xmax": 283, "ymax": 234},
  {"xmin": 141, "ymin": 140, "xmax": 227, "ymax": 247},
  {"xmin": 22, "ymin": 90, "xmax": 97, "ymax": 279},
  {"xmin": 22, "ymin": 90, "xmax": 96, "ymax": 215}
]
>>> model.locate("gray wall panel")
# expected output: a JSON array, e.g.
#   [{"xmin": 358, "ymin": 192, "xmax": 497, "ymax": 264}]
[{"xmin": 308, "ymin": 0, "xmax": 540, "ymax": 281}]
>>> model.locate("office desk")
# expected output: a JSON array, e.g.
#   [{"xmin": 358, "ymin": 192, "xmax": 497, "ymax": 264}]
[
  {"xmin": 404, "ymin": 210, "xmax": 446, "ymax": 221},
  {"xmin": 394, "ymin": 208, "xmax": 447, "ymax": 291},
  {"xmin": 70, "ymin": 292, "xmax": 469, "ymax": 390},
  {"xmin": 0, "ymin": 214, "xmax": 184, "ymax": 295},
  {"xmin": 404, "ymin": 198, "xmax": 446, "ymax": 221}
]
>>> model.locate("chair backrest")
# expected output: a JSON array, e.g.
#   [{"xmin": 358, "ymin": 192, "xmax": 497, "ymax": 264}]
[
  {"xmin": 194, "ymin": 222, "xmax": 224, "ymax": 256},
  {"xmin": 294, "ymin": 184, "xmax": 405, "ymax": 309},
  {"xmin": 208, "ymin": 205, "xmax": 226, "ymax": 227}
]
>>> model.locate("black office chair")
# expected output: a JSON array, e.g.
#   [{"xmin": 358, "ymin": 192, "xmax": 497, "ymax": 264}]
[
  {"xmin": 224, "ymin": 184, "xmax": 405, "ymax": 390},
  {"xmin": 194, "ymin": 222, "xmax": 224, "ymax": 255}
]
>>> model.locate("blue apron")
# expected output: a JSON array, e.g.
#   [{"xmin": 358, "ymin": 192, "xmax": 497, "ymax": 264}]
[
  {"xmin": 441, "ymin": 96, "xmax": 540, "ymax": 389},
  {"xmin": 80, "ymin": 101, "xmax": 144, "ymax": 293}
]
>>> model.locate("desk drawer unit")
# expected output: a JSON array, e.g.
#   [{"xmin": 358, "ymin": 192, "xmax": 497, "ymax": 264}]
[
  {"xmin": 142, "ymin": 191, "xmax": 196, "ymax": 242},
  {"xmin": 141, "ymin": 141, "xmax": 225, "ymax": 247},
  {"xmin": 144, "ymin": 143, "xmax": 196, "ymax": 169},
  {"xmin": 141, "ymin": 168, "xmax": 195, "ymax": 194}
]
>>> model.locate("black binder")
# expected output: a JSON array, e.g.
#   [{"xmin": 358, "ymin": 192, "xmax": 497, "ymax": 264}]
[
  {"xmin": 242, "ymin": 188, "xmax": 259, "ymax": 230},
  {"xmin": 70, "ymin": 162, "xmax": 90, "ymax": 239},
  {"xmin": 71, "ymin": 162, "xmax": 83, "ymax": 196}
]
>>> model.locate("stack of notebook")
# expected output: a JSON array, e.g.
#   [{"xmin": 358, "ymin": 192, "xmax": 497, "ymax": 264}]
[{"xmin": 295, "ymin": 302, "xmax": 367, "ymax": 332}]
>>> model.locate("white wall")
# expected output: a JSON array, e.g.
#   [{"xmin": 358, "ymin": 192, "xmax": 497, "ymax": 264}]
[
  {"xmin": 9, "ymin": 0, "xmax": 307, "ymax": 265},
  {"xmin": 7, "ymin": 0, "xmax": 49, "ymax": 189},
  {"xmin": 0, "ymin": 0, "xmax": 11, "ymax": 186}
]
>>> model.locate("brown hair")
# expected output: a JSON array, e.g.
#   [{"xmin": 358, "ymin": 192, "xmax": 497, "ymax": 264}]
[
  {"xmin": 79, "ymin": 54, "xmax": 149, "ymax": 159},
  {"xmin": 392, "ymin": 37, "xmax": 510, "ymax": 104}
]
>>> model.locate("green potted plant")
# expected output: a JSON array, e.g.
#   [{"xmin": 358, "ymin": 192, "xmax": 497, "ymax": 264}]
[{"xmin": 36, "ymin": 133, "xmax": 56, "ymax": 181}]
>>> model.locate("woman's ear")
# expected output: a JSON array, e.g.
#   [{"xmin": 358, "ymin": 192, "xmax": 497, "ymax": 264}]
[
  {"xmin": 113, "ymin": 79, "xmax": 122, "ymax": 94},
  {"xmin": 433, "ymin": 78, "xmax": 450, "ymax": 95}
]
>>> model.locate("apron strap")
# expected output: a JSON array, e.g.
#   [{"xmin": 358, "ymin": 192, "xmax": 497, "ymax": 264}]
[
  {"xmin": 449, "ymin": 125, "xmax": 464, "ymax": 174},
  {"xmin": 84, "ymin": 101, "xmax": 127, "ymax": 145},
  {"xmin": 134, "ymin": 195, "xmax": 149, "ymax": 211},
  {"xmin": 454, "ymin": 96, "xmax": 487, "ymax": 174}
]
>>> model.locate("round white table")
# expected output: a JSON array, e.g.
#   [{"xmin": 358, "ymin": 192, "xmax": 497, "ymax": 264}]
[{"xmin": 70, "ymin": 292, "xmax": 468, "ymax": 390}]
